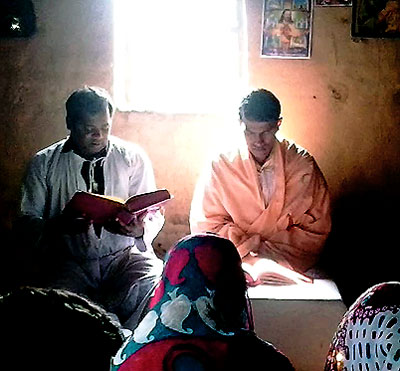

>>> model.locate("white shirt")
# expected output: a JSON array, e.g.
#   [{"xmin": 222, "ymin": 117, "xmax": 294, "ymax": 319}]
[
  {"xmin": 257, "ymin": 151, "xmax": 276, "ymax": 209},
  {"xmin": 20, "ymin": 135, "xmax": 164, "ymax": 258}
]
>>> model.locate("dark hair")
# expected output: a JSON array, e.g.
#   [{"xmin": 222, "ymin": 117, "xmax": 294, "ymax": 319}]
[
  {"xmin": 239, "ymin": 89, "xmax": 281, "ymax": 122},
  {"xmin": 65, "ymin": 86, "xmax": 114, "ymax": 123},
  {"xmin": 279, "ymin": 9, "xmax": 294, "ymax": 23},
  {"xmin": 0, "ymin": 286, "xmax": 125, "ymax": 370}
]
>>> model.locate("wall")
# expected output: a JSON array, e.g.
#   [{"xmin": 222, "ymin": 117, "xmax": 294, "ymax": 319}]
[
  {"xmin": 247, "ymin": 1, "xmax": 400, "ymax": 199},
  {"xmin": 0, "ymin": 0, "xmax": 399, "ymax": 302},
  {"xmin": 245, "ymin": 2, "xmax": 400, "ymax": 304},
  {"xmin": 0, "ymin": 0, "xmax": 114, "ymax": 232}
]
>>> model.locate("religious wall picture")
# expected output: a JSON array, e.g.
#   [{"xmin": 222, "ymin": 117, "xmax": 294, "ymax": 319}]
[
  {"xmin": 315, "ymin": 0, "xmax": 351, "ymax": 6},
  {"xmin": 261, "ymin": 0, "xmax": 312, "ymax": 59},
  {"xmin": 352, "ymin": 0, "xmax": 400, "ymax": 38}
]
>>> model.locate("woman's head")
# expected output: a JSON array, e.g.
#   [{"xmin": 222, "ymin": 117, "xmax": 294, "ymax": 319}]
[
  {"xmin": 325, "ymin": 282, "xmax": 400, "ymax": 371},
  {"xmin": 111, "ymin": 234, "xmax": 253, "ymax": 370},
  {"xmin": 148, "ymin": 233, "xmax": 250, "ymax": 334},
  {"xmin": 0, "ymin": 286, "xmax": 124, "ymax": 370},
  {"xmin": 161, "ymin": 233, "xmax": 249, "ymax": 333}
]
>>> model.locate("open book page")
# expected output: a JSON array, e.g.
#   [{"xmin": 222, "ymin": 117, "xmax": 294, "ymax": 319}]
[
  {"xmin": 63, "ymin": 189, "xmax": 172, "ymax": 225},
  {"xmin": 242, "ymin": 258, "xmax": 313, "ymax": 286}
]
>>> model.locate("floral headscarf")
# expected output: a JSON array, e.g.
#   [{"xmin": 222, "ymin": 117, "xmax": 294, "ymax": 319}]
[
  {"xmin": 325, "ymin": 281, "xmax": 400, "ymax": 371},
  {"xmin": 111, "ymin": 233, "xmax": 254, "ymax": 370}
]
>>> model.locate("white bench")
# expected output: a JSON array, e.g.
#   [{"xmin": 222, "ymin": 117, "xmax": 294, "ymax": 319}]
[{"xmin": 248, "ymin": 279, "xmax": 347, "ymax": 371}]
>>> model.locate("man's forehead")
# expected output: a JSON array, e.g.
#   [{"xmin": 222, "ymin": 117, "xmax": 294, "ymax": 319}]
[
  {"xmin": 242, "ymin": 119, "xmax": 278, "ymax": 131},
  {"xmin": 76, "ymin": 110, "xmax": 111, "ymax": 124}
]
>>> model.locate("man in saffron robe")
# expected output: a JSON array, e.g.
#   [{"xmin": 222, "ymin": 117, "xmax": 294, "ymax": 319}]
[{"xmin": 190, "ymin": 89, "xmax": 331, "ymax": 283}]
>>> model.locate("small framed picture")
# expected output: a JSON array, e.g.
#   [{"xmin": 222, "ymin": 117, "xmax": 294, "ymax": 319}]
[
  {"xmin": 261, "ymin": 0, "xmax": 312, "ymax": 59},
  {"xmin": 352, "ymin": 0, "xmax": 400, "ymax": 38},
  {"xmin": 315, "ymin": 0, "xmax": 352, "ymax": 6}
]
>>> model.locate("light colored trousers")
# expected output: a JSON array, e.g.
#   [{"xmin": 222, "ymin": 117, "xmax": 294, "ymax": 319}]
[{"xmin": 49, "ymin": 246, "xmax": 163, "ymax": 330}]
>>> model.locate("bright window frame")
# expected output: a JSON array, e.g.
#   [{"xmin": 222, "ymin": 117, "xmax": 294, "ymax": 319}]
[{"xmin": 113, "ymin": 0, "xmax": 248, "ymax": 114}]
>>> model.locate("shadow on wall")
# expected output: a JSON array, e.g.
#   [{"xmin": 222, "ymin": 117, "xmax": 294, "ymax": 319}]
[
  {"xmin": 320, "ymin": 175, "xmax": 400, "ymax": 307},
  {"xmin": 0, "ymin": 226, "xmax": 15, "ymax": 291}
]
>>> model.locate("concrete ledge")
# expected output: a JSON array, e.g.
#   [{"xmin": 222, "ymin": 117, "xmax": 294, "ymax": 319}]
[
  {"xmin": 249, "ymin": 280, "xmax": 347, "ymax": 371},
  {"xmin": 248, "ymin": 278, "xmax": 343, "ymax": 300}
]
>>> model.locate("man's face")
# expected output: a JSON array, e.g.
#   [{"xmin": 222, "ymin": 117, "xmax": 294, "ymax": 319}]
[
  {"xmin": 241, "ymin": 119, "xmax": 279, "ymax": 165},
  {"xmin": 282, "ymin": 10, "xmax": 292, "ymax": 22},
  {"xmin": 69, "ymin": 109, "xmax": 112, "ymax": 158}
]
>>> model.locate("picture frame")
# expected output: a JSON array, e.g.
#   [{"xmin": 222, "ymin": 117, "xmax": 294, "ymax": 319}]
[
  {"xmin": 352, "ymin": 0, "xmax": 400, "ymax": 38},
  {"xmin": 314, "ymin": 0, "xmax": 352, "ymax": 6},
  {"xmin": 261, "ymin": 0, "xmax": 312, "ymax": 59}
]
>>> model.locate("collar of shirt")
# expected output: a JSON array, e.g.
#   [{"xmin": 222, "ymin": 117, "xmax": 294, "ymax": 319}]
[
  {"xmin": 254, "ymin": 142, "xmax": 277, "ymax": 174},
  {"xmin": 62, "ymin": 137, "xmax": 109, "ymax": 161}
]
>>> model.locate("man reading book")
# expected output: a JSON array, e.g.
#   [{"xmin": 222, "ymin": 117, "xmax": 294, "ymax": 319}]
[
  {"xmin": 190, "ymin": 89, "xmax": 331, "ymax": 285},
  {"xmin": 16, "ymin": 86, "xmax": 164, "ymax": 329}
]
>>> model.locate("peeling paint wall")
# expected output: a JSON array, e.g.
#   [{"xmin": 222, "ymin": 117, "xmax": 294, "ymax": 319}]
[{"xmin": 1, "ymin": 0, "xmax": 399, "ymax": 300}]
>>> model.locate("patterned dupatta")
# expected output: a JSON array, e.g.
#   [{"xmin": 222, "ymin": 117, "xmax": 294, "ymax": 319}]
[
  {"xmin": 325, "ymin": 282, "xmax": 400, "ymax": 371},
  {"xmin": 111, "ymin": 233, "xmax": 253, "ymax": 370}
]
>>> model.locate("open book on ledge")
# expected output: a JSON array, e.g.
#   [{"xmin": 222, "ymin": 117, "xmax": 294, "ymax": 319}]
[
  {"xmin": 63, "ymin": 189, "xmax": 173, "ymax": 225},
  {"xmin": 242, "ymin": 258, "xmax": 313, "ymax": 286}
]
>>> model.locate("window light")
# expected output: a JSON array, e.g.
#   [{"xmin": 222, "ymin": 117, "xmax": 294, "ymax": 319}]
[{"xmin": 113, "ymin": 0, "xmax": 248, "ymax": 114}]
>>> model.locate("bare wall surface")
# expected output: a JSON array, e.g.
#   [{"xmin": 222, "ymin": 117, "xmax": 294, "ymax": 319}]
[
  {"xmin": 0, "ymin": 0, "xmax": 113, "ymax": 233},
  {"xmin": 0, "ymin": 0, "xmax": 399, "ymax": 303}
]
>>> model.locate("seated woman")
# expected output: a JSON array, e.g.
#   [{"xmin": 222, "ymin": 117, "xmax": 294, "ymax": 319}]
[
  {"xmin": 111, "ymin": 233, "xmax": 294, "ymax": 370},
  {"xmin": 0, "ymin": 286, "xmax": 125, "ymax": 371},
  {"xmin": 325, "ymin": 281, "xmax": 400, "ymax": 371}
]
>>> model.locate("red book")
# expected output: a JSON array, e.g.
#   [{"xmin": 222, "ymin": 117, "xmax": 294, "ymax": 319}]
[{"xmin": 63, "ymin": 189, "xmax": 172, "ymax": 225}]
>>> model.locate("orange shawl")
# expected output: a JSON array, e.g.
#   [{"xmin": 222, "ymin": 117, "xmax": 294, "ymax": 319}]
[{"xmin": 190, "ymin": 138, "xmax": 331, "ymax": 273}]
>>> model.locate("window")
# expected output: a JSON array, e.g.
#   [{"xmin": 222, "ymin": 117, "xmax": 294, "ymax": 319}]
[{"xmin": 113, "ymin": 0, "xmax": 248, "ymax": 114}]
